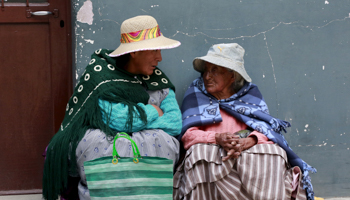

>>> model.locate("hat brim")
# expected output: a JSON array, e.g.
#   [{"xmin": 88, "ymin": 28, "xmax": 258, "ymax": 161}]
[
  {"xmin": 109, "ymin": 35, "xmax": 181, "ymax": 57},
  {"xmin": 193, "ymin": 55, "xmax": 252, "ymax": 82}
]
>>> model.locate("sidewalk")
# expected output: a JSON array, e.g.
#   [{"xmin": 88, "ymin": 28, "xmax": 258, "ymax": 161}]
[{"xmin": 0, "ymin": 194, "xmax": 349, "ymax": 200}]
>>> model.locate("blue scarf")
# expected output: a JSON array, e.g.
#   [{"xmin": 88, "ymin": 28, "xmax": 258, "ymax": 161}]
[{"xmin": 179, "ymin": 77, "xmax": 317, "ymax": 200}]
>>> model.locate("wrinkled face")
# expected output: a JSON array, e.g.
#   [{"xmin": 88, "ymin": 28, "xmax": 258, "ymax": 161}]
[
  {"xmin": 129, "ymin": 50, "xmax": 162, "ymax": 75},
  {"xmin": 202, "ymin": 62, "xmax": 235, "ymax": 99}
]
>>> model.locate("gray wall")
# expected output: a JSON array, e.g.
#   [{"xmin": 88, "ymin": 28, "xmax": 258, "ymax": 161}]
[{"xmin": 72, "ymin": 0, "xmax": 350, "ymax": 198}]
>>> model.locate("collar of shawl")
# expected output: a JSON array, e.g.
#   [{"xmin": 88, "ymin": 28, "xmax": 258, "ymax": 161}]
[
  {"xmin": 180, "ymin": 77, "xmax": 316, "ymax": 200},
  {"xmin": 61, "ymin": 48, "xmax": 174, "ymax": 132},
  {"xmin": 181, "ymin": 77, "xmax": 288, "ymax": 136}
]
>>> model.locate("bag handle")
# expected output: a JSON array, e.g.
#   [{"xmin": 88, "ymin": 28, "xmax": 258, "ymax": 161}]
[
  {"xmin": 117, "ymin": 134, "xmax": 141, "ymax": 162},
  {"xmin": 113, "ymin": 132, "xmax": 141, "ymax": 157},
  {"xmin": 112, "ymin": 132, "xmax": 141, "ymax": 165},
  {"xmin": 115, "ymin": 136, "xmax": 140, "ymax": 158}
]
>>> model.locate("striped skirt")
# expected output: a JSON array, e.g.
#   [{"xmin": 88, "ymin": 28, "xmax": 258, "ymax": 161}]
[{"xmin": 173, "ymin": 143, "xmax": 307, "ymax": 200}]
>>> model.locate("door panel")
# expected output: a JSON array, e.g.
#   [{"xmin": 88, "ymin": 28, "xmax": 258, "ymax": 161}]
[
  {"xmin": 0, "ymin": 23, "xmax": 51, "ymax": 192},
  {"xmin": 4, "ymin": 0, "xmax": 46, "ymax": 3},
  {"xmin": 0, "ymin": 0, "xmax": 72, "ymax": 194}
]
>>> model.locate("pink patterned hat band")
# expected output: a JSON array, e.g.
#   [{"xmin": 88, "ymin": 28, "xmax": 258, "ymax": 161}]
[{"xmin": 120, "ymin": 25, "xmax": 162, "ymax": 43}]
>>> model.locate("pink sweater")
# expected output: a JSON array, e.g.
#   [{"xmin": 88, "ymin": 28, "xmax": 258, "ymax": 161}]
[{"xmin": 182, "ymin": 109, "xmax": 274, "ymax": 150}]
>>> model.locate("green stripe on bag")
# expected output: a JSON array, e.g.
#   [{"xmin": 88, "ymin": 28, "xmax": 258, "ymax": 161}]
[
  {"xmin": 91, "ymin": 194, "xmax": 172, "ymax": 200},
  {"xmin": 87, "ymin": 178, "xmax": 173, "ymax": 189},
  {"xmin": 84, "ymin": 156, "xmax": 173, "ymax": 166},
  {"xmin": 86, "ymin": 170, "xmax": 173, "ymax": 181},
  {"xmin": 84, "ymin": 133, "xmax": 174, "ymax": 199},
  {"xmin": 84, "ymin": 159, "xmax": 173, "ymax": 174},
  {"xmin": 89, "ymin": 186, "xmax": 173, "ymax": 197}
]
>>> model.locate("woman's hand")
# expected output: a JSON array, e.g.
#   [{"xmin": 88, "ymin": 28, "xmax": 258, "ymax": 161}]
[
  {"xmin": 221, "ymin": 135, "xmax": 258, "ymax": 161},
  {"xmin": 215, "ymin": 132, "xmax": 240, "ymax": 159},
  {"xmin": 238, "ymin": 136, "xmax": 258, "ymax": 151},
  {"xmin": 151, "ymin": 105, "xmax": 164, "ymax": 116}
]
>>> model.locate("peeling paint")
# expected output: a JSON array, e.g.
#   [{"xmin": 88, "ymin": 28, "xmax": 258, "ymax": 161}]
[
  {"xmin": 77, "ymin": 0, "xmax": 94, "ymax": 25},
  {"xmin": 75, "ymin": 70, "xmax": 79, "ymax": 81},
  {"xmin": 84, "ymin": 39, "xmax": 95, "ymax": 44}
]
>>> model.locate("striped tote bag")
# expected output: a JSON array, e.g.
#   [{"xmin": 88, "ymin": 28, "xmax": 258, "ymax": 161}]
[{"xmin": 84, "ymin": 132, "xmax": 174, "ymax": 200}]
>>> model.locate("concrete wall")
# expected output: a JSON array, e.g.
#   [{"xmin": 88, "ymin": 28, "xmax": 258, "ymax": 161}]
[{"xmin": 71, "ymin": 0, "xmax": 350, "ymax": 198}]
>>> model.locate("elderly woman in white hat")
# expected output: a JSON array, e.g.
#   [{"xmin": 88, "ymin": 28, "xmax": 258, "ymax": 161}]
[
  {"xmin": 173, "ymin": 43, "xmax": 316, "ymax": 200},
  {"xmin": 43, "ymin": 15, "xmax": 182, "ymax": 200}
]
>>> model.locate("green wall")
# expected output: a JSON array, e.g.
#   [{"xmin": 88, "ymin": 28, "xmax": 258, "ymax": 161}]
[{"xmin": 72, "ymin": 0, "xmax": 350, "ymax": 197}]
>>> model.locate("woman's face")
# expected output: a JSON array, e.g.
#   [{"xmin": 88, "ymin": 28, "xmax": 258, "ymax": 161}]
[
  {"xmin": 202, "ymin": 62, "xmax": 235, "ymax": 100},
  {"xmin": 128, "ymin": 50, "xmax": 162, "ymax": 75}
]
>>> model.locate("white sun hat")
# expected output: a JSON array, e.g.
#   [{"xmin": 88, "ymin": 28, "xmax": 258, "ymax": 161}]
[
  {"xmin": 109, "ymin": 15, "xmax": 181, "ymax": 57},
  {"xmin": 193, "ymin": 43, "xmax": 252, "ymax": 82}
]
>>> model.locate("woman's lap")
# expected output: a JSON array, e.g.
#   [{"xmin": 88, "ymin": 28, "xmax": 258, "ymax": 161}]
[
  {"xmin": 173, "ymin": 143, "xmax": 307, "ymax": 200},
  {"xmin": 76, "ymin": 128, "xmax": 180, "ymax": 200}
]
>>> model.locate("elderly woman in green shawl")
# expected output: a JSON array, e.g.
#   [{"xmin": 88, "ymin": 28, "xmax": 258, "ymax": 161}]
[{"xmin": 43, "ymin": 15, "xmax": 182, "ymax": 200}]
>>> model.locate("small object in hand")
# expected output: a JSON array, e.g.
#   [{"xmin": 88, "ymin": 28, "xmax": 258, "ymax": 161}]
[
  {"xmin": 234, "ymin": 129, "xmax": 251, "ymax": 138},
  {"xmin": 231, "ymin": 141, "xmax": 236, "ymax": 145}
]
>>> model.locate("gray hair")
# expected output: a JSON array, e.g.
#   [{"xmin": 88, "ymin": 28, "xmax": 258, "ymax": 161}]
[{"xmin": 228, "ymin": 69, "xmax": 245, "ymax": 93}]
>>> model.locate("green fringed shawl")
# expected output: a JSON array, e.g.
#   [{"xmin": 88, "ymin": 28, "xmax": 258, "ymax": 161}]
[{"xmin": 42, "ymin": 49, "xmax": 175, "ymax": 200}]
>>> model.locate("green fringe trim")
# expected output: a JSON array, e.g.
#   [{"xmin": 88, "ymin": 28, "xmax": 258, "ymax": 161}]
[
  {"xmin": 43, "ymin": 90, "xmax": 148, "ymax": 200},
  {"xmin": 42, "ymin": 49, "xmax": 174, "ymax": 200}
]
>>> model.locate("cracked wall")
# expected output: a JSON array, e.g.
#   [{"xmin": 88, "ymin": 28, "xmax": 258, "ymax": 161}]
[{"xmin": 71, "ymin": 0, "xmax": 350, "ymax": 197}]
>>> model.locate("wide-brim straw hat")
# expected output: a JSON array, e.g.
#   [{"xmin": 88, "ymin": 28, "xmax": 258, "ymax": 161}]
[
  {"xmin": 109, "ymin": 15, "xmax": 181, "ymax": 57},
  {"xmin": 193, "ymin": 43, "xmax": 252, "ymax": 82}
]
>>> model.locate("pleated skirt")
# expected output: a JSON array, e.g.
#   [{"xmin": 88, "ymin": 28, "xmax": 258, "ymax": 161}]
[{"xmin": 173, "ymin": 143, "xmax": 307, "ymax": 200}]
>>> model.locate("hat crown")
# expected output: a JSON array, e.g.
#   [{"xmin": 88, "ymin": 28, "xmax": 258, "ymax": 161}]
[
  {"xmin": 109, "ymin": 15, "xmax": 181, "ymax": 57},
  {"xmin": 208, "ymin": 43, "xmax": 245, "ymax": 65},
  {"xmin": 120, "ymin": 15, "xmax": 158, "ymax": 34},
  {"xmin": 192, "ymin": 43, "xmax": 252, "ymax": 82}
]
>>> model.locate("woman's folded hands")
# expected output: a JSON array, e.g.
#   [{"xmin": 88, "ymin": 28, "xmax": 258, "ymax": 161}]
[{"xmin": 215, "ymin": 132, "xmax": 257, "ymax": 161}]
